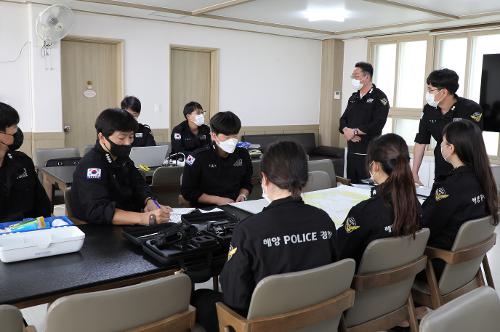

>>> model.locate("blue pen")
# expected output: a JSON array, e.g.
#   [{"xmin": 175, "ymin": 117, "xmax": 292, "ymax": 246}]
[{"xmin": 152, "ymin": 199, "xmax": 161, "ymax": 209}]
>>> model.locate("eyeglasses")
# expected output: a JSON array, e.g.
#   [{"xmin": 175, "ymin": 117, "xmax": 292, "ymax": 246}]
[{"xmin": 427, "ymin": 88, "xmax": 441, "ymax": 93}]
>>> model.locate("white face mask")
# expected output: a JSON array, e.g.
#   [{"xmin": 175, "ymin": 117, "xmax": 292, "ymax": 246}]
[
  {"xmin": 216, "ymin": 137, "xmax": 238, "ymax": 154},
  {"xmin": 193, "ymin": 114, "xmax": 204, "ymax": 126},
  {"xmin": 352, "ymin": 78, "xmax": 363, "ymax": 90},
  {"xmin": 425, "ymin": 91, "xmax": 439, "ymax": 108},
  {"xmin": 261, "ymin": 183, "xmax": 272, "ymax": 203},
  {"xmin": 368, "ymin": 161, "xmax": 377, "ymax": 185},
  {"xmin": 440, "ymin": 143, "xmax": 451, "ymax": 163}
]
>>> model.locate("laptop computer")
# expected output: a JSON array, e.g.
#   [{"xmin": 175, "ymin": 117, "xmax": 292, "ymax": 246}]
[{"xmin": 129, "ymin": 145, "xmax": 169, "ymax": 167}]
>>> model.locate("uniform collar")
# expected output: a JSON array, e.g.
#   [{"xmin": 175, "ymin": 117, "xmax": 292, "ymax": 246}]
[
  {"xmin": 263, "ymin": 195, "xmax": 303, "ymax": 210},
  {"xmin": 439, "ymin": 96, "xmax": 461, "ymax": 117},
  {"xmin": 94, "ymin": 141, "xmax": 116, "ymax": 165},
  {"xmin": 358, "ymin": 83, "xmax": 376, "ymax": 99}
]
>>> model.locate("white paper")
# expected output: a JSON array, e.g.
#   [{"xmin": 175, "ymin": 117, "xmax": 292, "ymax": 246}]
[
  {"xmin": 169, "ymin": 208, "xmax": 195, "ymax": 223},
  {"xmin": 230, "ymin": 199, "xmax": 270, "ymax": 214}
]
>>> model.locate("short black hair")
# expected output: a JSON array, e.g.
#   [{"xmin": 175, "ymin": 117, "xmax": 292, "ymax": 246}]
[
  {"xmin": 261, "ymin": 141, "xmax": 308, "ymax": 197},
  {"xmin": 95, "ymin": 108, "xmax": 138, "ymax": 137},
  {"xmin": 0, "ymin": 102, "xmax": 20, "ymax": 131},
  {"xmin": 210, "ymin": 111, "xmax": 241, "ymax": 136},
  {"xmin": 121, "ymin": 96, "xmax": 141, "ymax": 114},
  {"xmin": 426, "ymin": 69, "xmax": 459, "ymax": 95},
  {"xmin": 355, "ymin": 62, "xmax": 373, "ymax": 78},
  {"xmin": 183, "ymin": 101, "xmax": 203, "ymax": 118}
]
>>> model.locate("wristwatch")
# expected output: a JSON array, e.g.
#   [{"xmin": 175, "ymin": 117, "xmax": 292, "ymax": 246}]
[
  {"xmin": 239, "ymin": 194, "xmax": 248, "ymax": 201},
  {"xmin": 148, "ymin": 214, "xmax": 157, "ymax": 226}
]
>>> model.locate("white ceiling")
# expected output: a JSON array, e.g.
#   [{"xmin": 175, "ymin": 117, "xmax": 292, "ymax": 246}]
[{"xmin": 20, "ymin": 0, "xmax": 500, "ymax": 39}]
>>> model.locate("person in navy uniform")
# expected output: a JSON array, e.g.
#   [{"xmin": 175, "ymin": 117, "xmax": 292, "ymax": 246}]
[
  {"xmin": 337, "ymin": 133, "xmax": 422, "ymax": 266},
  {"xmin": 422, "ymin": 119, "xmax": 498, "ymax": 277},
  {"xmin": 170, "ymin": 101, "xmax": 211, "ymax": 155},
  {"xmin": 71, "ymin": 108, "xmax": 171, "ymax": 225},
  {"xmin": 121, "ymin": 96, "xmax": 156, "ymax": 147},
  {"xmin": 340, "ymin": 62, "xmax": 390, "ymax": 184},
  {"xmin": 191, "ymin": 141, "xmax": 338, "ymax": 332},
  {"xmin": 180, "ymin": 111, "xmax": 252, "ymax": 207},
  {"xmin": 413, "ymin": 69, "xmax": 483, "ymax": 183},
  {"xmin": 0, "ymin": 103, "xmax": 52, "ymax": 221}
]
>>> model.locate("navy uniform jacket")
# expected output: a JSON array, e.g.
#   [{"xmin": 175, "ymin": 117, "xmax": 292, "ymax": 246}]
[
  {"xmin": 0, "ymin": 151, "xmax": 53, "ymax": 221},
  {"xmin": 337, "ymin": 188, "xmax": 422, "ymax": 266},
  {"xmin": 180, "ymin": 145, "xmax": 252, "ymax": 207},
  {"xmin": 132, "ymin": 123, "xmax": 156, "ymax": 147},
  {"xmin": 422, "ymin": 166, "xmax": 489, "ymax": 250},
  {"xmin": 71, "ymin": 143, "xmax": 153, "ymax": 224},
  {"xmin": 170, "ymin": 121, "xmax": 211, "ymax": 155},
  {"xmin": 339, "ymin": 84, "xmax": 390, "ymax": 154},
  {"xmin": 414, "ymin": 97, "xmax": 483, "ymax": 178},
  {"xmin": 220, "ymin": 196, "xmax": 337, "ymax": 315}
]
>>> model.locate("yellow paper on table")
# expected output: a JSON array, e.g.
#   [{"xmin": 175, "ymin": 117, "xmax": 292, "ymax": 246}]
[{"xmin": 302, "ymin": 185, "xmax": 371, "ymax": 229}]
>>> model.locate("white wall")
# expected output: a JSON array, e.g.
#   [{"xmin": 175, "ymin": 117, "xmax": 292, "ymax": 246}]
[
  {"xmin": 341, "ymin": 38, "xmax": 368, "ymax": 115},
  {"xmin": 0, "ymin": 2, "xmax": 32, "ymax": 131},
  {"xmin": 1, "ymin": 2, "xmax": 322, "ymax": 133}
]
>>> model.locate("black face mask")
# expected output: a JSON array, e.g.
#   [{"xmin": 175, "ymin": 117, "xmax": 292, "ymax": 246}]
[
  {"xmin": 10, "ymin": 128, "xmax": 24, "ymax": 151},
  {"xmin": 104, "ymin": 136, "xmax": 132, "ymax": 159}
]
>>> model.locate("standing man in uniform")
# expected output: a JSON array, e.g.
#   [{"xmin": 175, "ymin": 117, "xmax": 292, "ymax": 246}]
[
  {"xmin": 413, "ymin": 69, "xmax": 483, "ymax": 184},
  {"xmin": 0, "ymin": 103, "xmax": 53, "ymax": 221},
  {"xmin": 71, "ymin": 108, "xmax": 171, "ymax": 225},
  {"xmin": 121, "ymin": 96, "xmax": 157, "ymax": 147},
  {"xmin": 181, "ymin": 111, "xmax": 252, "ymax": 207},
  {"xmin": 170, "ymin": 101, "xmax": 211, "ymax": 155},
  {"xmin": 339, "ymin": 62, "xmax": 390, "ymax": 183}
]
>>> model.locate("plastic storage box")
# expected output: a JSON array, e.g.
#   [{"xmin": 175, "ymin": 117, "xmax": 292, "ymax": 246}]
[{"xmin": 0, "ymin": 216, "xmax": 85, "ymax": 263}]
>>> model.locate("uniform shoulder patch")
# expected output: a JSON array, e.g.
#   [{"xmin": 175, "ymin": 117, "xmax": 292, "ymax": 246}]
[
  {"xmin": 233, "ymin": 158, "xmax": 243, "ymax": 167},
  {"xmin": 174, "ymin": 133, "xmax": 182, "ymax": 140},
  {"xmin": 435, "ymin": 187, "xmax": 449, "ymax": 201},
  {"xmin": 345, "ymin": 217, "xmax": 360, "ymax": 233},
  {"xmin": 186, "ymin": 155, "xmax": 196, "ymax": 166},
  {"xmin": 380, "ymin": 98, "xmax": 388, "ymax": 106},
  {"xmin": 470, "ymin": 112, "xmax": 482, "ymax": 122},
  {"xmin": 135, "ymin": 132, "xmax": 143, "ymax": 138},
  {"xmin": 87, "ymin": 168, "xmax": 102, "ymax": 179},
  {"xmin": 227, "ymin": 244, "xmax": 237, "ymax": 261}
]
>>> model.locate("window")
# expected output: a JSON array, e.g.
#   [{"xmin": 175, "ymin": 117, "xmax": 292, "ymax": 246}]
[
  {"xmin": 436, "ymin": 38, "xmax": 467, "ymax": 97},
  {"xmin": 382, "ymin": 117, "xmax": 393, "ymax": 135},
  {"xmin": 396, "ymin": 40, "xmax": 427, "ymax": 108},
  {"xmin": 373, "ymin": 43, "xmax": 396, "ymax": 106},
  {"xmin": 394, "ymin": 119, "xmax": 420, "ymax": 146}
]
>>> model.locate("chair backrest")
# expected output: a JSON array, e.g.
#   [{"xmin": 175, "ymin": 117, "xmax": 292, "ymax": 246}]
[
  {"xmin": 45, "ymin": 274, "xmax": 192, "ymax": 332},
  {"xmin": 308, "ymin": 159, "xmax": 337, "ymax": 187},
  {"xmin": 46, "ymin": 157, "xmax": 81, "ymax": 167},
  {"xmin": 64, "ymin": 188, "xmax": 74, "ymax": 218},
  {"xmin": 151, "ymin": 166, "xmax": 184, "ymax": 186},
  {"xmin": 248, "ymin": 159, "xmax": 263, "ymax": 200},
  {"xmin": 343, "ymin": 228, "xmax": 430, "ymax": 327},
  {"xmin": 247, "ymin": 259, "xmax": 355, "ymax": 332},
  {"xmin": 36, "ymin": 148, "xmax": 80, "ymax": 168},
  {"xmin": 303, "ymin": 171, "xmax": 332, "ymax": 192},
  {"xmin": 151, "ymin": 167, "xmax": 184, "ymax": 207},
  {"xmin": 81, "ymin": 145, "xmax": 93, "ymax": 157},
  {"xmin": 0, "ymin": 305, "xmax": 25, "ymax": 332},
  {"xmin": 438, "ymin": 215, "xmax": 496, "ymax": 294},
  {"xmin": 420, "ymin": 286, "xmax": 500, "ymax": 332}
]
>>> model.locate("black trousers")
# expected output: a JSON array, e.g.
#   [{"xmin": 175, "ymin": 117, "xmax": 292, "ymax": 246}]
[
  {"xmin": 191, "ymin": 289, "xmax": 224, "ymax": 332},
  {"xmin": 347, "ymin": 153, "xmax": 368, "ymax": 184}
]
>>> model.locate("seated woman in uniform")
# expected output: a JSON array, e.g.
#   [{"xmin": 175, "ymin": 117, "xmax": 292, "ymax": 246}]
[
  {"xmin": 180, "ymin": 111, "xmax": 252, "ymax": 207},
  {"xmin": 422, "ymin": 119, "xmax": 498, "ymax": 276},
  {"xmin": 337, "ymin": 133, "xmax": 421, "ymax": 265},
  {"xmin": 0, "ymin": 103, "xmax": 53, "ymax": 221},
  {"xmin": 192, "ymin": 141, "xmax": 338, "ymax": 332},
  {"xmin": 121, "ymin": 96, "xmax": 156, "ymax": 147},
  {"xmin": 71, "ymin": 108, "xmax": 171, "ymax": 225},
  {"xmin": 170, "ymin": 101, "xmax": 211, "ymax": 155}
]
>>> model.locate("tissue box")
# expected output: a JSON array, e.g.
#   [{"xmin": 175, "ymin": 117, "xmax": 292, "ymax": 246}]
[{"xmin": 0, "ymin": 216, "xmax": 85, "ymax": 263}]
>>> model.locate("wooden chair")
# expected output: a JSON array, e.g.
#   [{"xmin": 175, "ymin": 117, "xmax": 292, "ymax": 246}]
[
  {"xmin": 43, "ymin": 274, "xmax": 195, "ymax": 332},
  {"xmin": 419, "ymin": 287, "xmax": 500, "ymax": 332},
  {"xmin": 216, "ymin": 259, "xmax": 356, "ymax": 332},
  {"xmin": 412, "ymin": 215, "xmax": 496, "ymax": 309},
  {"xmin": 63, "ymin": 187, "xmax": 87, "ymax": 225},
  {"xmin": 341, "ymin": 228, "xmax": 430, "ymax": 332},
  {"xmin": 308, "ymin": 159, "xmax": 351, "ymax": 187}
]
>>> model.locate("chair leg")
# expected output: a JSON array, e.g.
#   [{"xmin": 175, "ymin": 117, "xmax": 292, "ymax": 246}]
[
  {"xmin": 407, "ymin": 294, "xmax": 419, "ymax": 332},
  {"xmin": 213, "ymin": 275, "xmax": 219, "ymax": 292},
  {"xmin": 426, "ymin": 260, "xmax": 442, "ymax": 309},
  {"xmin": 483, "ymin": 255, "xmax": 495, "ymax": 289},
  {"xmin": 477, "ymin": 269, "xmax": 486, "ymax": 287},
  {"xmin": 338, "ymin": 314, "xmax": 348, "ymax": 332}
]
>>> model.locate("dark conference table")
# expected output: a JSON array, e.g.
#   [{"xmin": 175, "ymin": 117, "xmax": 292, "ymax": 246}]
[{"xmin": 0, "ymin": 206, "xmax": 252, "ymax": 308}]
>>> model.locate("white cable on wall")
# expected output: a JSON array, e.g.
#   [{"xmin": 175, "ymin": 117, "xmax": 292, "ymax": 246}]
[{"xmin": 0, "ymin": 41, "xmax": 30, "ymax": 64}]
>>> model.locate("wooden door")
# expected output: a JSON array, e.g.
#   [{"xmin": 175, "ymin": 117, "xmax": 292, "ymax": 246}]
[{"xmin": 61, "ymin": 39, "xmax": 122, "ymax": 148}]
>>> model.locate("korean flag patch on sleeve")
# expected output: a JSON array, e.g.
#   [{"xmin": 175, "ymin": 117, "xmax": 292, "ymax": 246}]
[
  {"xmin": 87, "ymin": 168, "xmax": 102, "ymax": 179},
  {"xmin": 174, "ymin": 133, "xmax": 182, "ymax": 140},
  {"xmin": 186, "ymin": 155, "xmax": 196, "ymax": 166}
]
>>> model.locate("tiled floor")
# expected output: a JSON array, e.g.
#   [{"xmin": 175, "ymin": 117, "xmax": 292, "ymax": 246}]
[{"xmin": 18, "ymin": 207, "xmax": 500, "ymax": 331}]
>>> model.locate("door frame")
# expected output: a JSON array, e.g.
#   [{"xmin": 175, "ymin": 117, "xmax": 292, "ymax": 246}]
[
  {"xmin": 169, "ymin": 45, "xmax": 220, "ymax": 129},
  {"xmin": 61, "ymin": 36, "xmax": 125, "ymax": 147}
]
